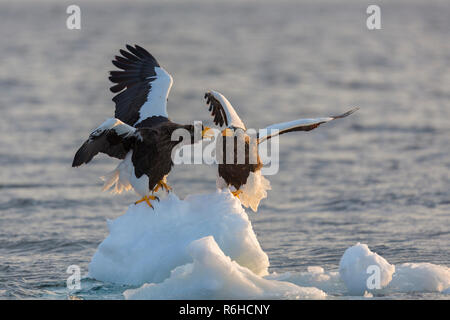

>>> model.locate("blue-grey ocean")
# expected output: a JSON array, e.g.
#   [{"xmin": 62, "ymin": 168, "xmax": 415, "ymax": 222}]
[{"xmin": 0, "ymin": 0, "xmax": 449, "ymax": 299}]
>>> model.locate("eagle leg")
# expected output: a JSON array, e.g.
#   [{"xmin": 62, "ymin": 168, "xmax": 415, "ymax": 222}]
[
  {"xmin": 153, "ymin": 180, "xmax": 172, "ymax": 193},
  {"xmin": 231, "ymin": 189, "xmax": 242, "ymax": 198},
  {"xmin": 135, "ymin": 195, "xmax": 160, "ymax": 208}
]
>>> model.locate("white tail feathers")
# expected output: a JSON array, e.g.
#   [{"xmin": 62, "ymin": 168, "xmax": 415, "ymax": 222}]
[
  {"xmin": 101, "ymin": 160, "xmax": 133, "ymax": 194},
  {"xmin": 101, "ymin": 168, "xmax": 132, "ymax": 194},
  {"xmin": 239, "ymin": 171, "xmax": 271, "ymax": 212},
  {"xmin": 217, "ymin": 171, "xmax": 271, "ymax": 212}
]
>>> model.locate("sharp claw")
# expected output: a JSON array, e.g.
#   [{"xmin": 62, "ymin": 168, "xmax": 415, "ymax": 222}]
[
  {"xmin": 231, "ymin": 189, "xmax": 242, "ymax": 198},
  {"xmin": 135, "ymin": 195, "xmax": 157, "ymax": 208},
  {"xmin": 153, "ymin": 180, "xmax": 172, "ymax": 194},
  {"xmin": 163, "ymin": 182, "xmax": 172, "ymax": 193}
]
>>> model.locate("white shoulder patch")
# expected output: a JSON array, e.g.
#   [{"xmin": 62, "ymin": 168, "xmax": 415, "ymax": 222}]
[
  {"xmin": 136, "ymin": 67, "xmax": 173, "ymax": 123},
  {"xmin": 90, "ymin": 118, "xmax": 136, "ymax": 139}
]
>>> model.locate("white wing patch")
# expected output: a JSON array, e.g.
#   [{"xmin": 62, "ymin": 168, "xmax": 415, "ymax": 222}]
[
  {"xmin": 258, "ymin": 117, "xmax": 333, "ymax": 143},
  {"xmin": 264, "ymin": 117, "xmax": 333, "ymax": 132},
  {"xmin": 136, "ymin": 67, "xmax": 173, "ymax": 124},
  {"xmin": 209, "ymin": 90, "xmax": 246, "ymax": 130},
  {"xmin": 90, "ymin": 118, "xmax": 136, "ymax": 139}
]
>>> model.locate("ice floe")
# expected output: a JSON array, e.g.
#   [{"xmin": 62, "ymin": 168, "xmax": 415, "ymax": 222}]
[{"xmin": 87, "ymin": 191, "xmax": 450, "ymax": 299}]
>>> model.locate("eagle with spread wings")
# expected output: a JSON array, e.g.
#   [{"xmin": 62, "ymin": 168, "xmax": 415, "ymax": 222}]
[
  {"xmin": 204, "ymin": 90, "xmax": 358, "ymax": 211},
  {"xmin": 72, "ymin": 45, "xmax": 209, "ymax": 208}
]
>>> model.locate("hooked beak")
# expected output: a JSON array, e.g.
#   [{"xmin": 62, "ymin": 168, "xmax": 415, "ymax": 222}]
[
  {"xmin": 202, "ymin": 126, "xmax": 214, "ymax": 139},
  {"xmin": 221, "ymin": 128, "xmax": 234, "ymax": 137}
]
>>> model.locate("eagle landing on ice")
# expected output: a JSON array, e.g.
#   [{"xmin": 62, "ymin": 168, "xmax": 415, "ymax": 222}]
[{"xmin": 72, "ymin": 45, "xmax": 210, "ymax": 208}]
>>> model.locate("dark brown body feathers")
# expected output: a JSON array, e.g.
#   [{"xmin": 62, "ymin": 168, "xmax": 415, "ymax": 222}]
[
  {"xmin": 132, "ymin": 121, "xmax": 193, "ymax": 191},
  {"xmin": 218, "ymin": 134, "xmax": 263, "ymax": 190}
]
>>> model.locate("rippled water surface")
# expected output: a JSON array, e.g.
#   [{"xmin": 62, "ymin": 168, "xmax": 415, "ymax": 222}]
[{"xmin": 0, "ymin": 0, "xmax": 449, "ymax": 299}]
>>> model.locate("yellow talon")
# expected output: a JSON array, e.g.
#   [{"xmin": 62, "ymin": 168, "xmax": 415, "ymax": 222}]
[
  {"xmin": 153, "ymin": 180, "xmax": 172, "ymax": 193},
  {"xmin": 135, "ymin": 195, "xmax": 159, "ymax": 208},
  {"xmin": 160, "ymin": 181, "xmax": 172, "ymax": 192},
  {"xmin": 231, "ymin": 189, "xmax": 242, "ymax": 198}
]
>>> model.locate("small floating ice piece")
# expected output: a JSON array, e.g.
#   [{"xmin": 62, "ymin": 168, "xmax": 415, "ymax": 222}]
[
  {"xmin": 389, "ymin": 263, "xmax": 450, "ymax": 293},
  {"xmin": 339, "ymin": 243, "xmax": 395, "ymax": 295}
]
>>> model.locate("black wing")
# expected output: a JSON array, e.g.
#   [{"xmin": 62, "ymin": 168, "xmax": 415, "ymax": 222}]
[
  {"xmin": 72, "ymin": 118, "xmax": 137, "ymax": 167},
  {"xmin": 109, "ymin": 44, "xmax": 173, "ymax": 127}
]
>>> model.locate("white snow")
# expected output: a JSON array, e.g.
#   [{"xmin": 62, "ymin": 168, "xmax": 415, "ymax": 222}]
[
  {"xmin": 389, "ymin": 263, "xmax": 450, "ymax": 293},
  {"xmin": 88, "ymin": 190, "xmax": 269, "ymax": 286},
  {"xmin": 339, "ymin": 243, "xmax": 395, "ymax": 295},
  {"xmin": 124, "ymin": 236, "xmax": 326, "ymax": 300}
]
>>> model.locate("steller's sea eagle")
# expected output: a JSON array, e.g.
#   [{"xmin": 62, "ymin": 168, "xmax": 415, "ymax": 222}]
[
  {"xmin": 204, "ymin": 90, "xmax": 358, "ymax": 211},
  {"xmin": 72, "ymin": 45, "xmax": 210, "ymax": 208}
]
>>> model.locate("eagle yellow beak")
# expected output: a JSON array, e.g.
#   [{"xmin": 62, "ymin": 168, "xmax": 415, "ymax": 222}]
[
  {"xmin": 202, "ymin": 126, "xmax": 214, "ymax": 139},
  {"xmin": 221, "ymin": 128, "xmax": 234, "ymax": 137}
]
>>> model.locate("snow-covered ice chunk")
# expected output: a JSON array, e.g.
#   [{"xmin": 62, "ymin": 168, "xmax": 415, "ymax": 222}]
[
  {"xmin": 339, "ymin": 243, "xmax": 395, "ymax": 295},
  {"xmin": 338, "ymin": 243, "xmax": 450, "ymax": 296},
  {"xmin": 389, "ymin": 263, "xmax": 450, "ymax": 293},
  {"xmin": 88, "ymin": 190, "xmax": 269, "ymax": 285},
  {"xmin": 123, "ymin": 236, "xmax": 326, "ymax": 300}
]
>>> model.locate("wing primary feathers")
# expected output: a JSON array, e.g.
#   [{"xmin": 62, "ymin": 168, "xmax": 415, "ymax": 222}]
[
  {"xmin": 257, "ymin": 107, "xmax": 359, "ymax": 143},
  {"xmin": 109, "ymin": 45, "xmax": 172, "ymax": 126},
  {"xmin": 331, "ymin": 107, "xmax": 360, "ymax": 119},
  {"xmin": 204, "ymin": 91, "xmax": 246, "ymax": 129},
  {"xmin": 119, "ymin": 49, "xmax": 140, "ymax": 62}
]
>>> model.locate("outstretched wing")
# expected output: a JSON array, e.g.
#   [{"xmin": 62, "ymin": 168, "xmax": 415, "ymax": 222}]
[
  {"xmin": 257, "ymin": 108, "xmax": 359, "ymax": 143},
  {"xmin": 109, "ymin": 44, "xmax": 173, "ymax": 127},
  {"xmin": 72, "ymin": 118, "xmax": 137, "ymax": 167},
  {"xmin": 204, "ymin": 90, "xmax": 246, "ymax": 130}
]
